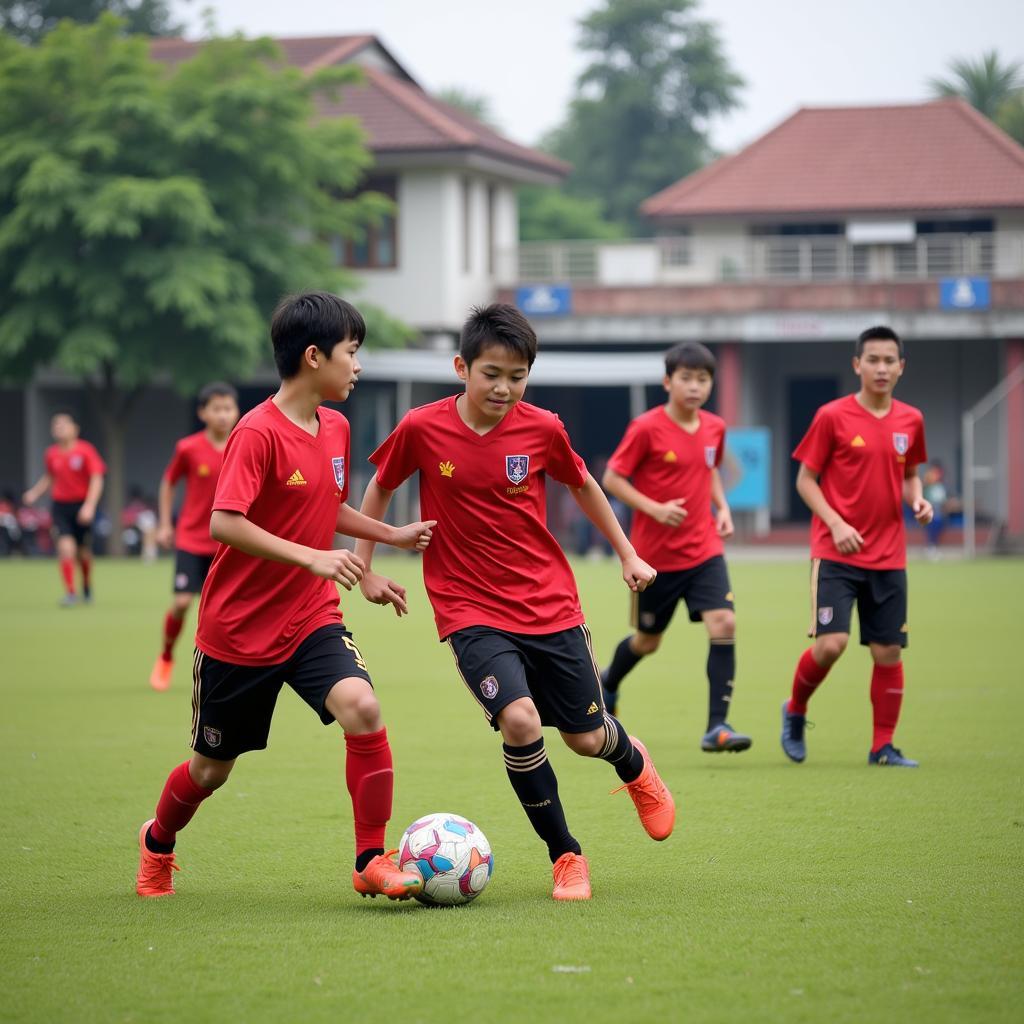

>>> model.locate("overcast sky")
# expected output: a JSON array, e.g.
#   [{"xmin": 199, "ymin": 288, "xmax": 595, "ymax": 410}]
[{"xmin": 173, "ymin": 0, "xmax": 1024, "ymax": 153}]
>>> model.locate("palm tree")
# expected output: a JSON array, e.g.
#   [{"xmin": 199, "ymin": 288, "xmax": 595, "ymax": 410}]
[{"xmin": 929, "ymin": 50, "xmax": 1023, "ymax": 119}]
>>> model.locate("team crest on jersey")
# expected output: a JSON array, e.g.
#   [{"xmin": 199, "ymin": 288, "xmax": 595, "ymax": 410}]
[
  {"xmin": 203, "ymin": 726, "xmax": 222, "ymax": 748},
  {"xmin": 331, "ymin": 456, "xmax": 345, "ymax": 490},
  {"xmin": 197, "ymin": 464, "xmax": 211, "ymax": 477},
  {"xmin": 506, "ymin": 455, "xmax": 529, "ymax": 484},
  {"xmin": 892, "ymin": 433, "xmax": 909, "ymax": 455},
  {"xmin": 818, "ymin": 606, "xmax": 834, "ymax": 626},
  {"xmin": 480, "ymin": 675, "xmax": 499, "ymax": 699},
  {"xmin": 704, "ymin": 446, "xmax": 717, "ymax": 468}
]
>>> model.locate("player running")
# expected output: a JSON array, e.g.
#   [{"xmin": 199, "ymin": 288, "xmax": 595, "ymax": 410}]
[{"xmin": 135, "ymin": 291, "xmax": 435, "ymax": 900}]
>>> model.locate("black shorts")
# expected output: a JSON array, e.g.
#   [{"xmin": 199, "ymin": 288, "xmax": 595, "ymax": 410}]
[
  {"xmin": 174, "ymin": 549, "xmax": 214, "ymax": 594},
  {"xmin": 51, "ymin": 501, "xmax": 91, "ymax": 546},
  {"xmin": 809, "ymin": 558, "xmax": 908, "ymax": 648},
  {"xmin": 632, "ymin": 554, "xmax": 734, "ymax": 635},
  {"xmin": 190, "ymin": 624, "xmax": 373, "ymax": 760},
  {"xmin": 445, "ymin": 624, "xmax": 606, "ymax": 734}
]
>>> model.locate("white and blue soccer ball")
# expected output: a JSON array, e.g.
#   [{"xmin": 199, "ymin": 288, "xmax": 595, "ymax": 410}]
[{"xmin": 397, "ymin": 813, "xmax": 493, "ymax": 906}]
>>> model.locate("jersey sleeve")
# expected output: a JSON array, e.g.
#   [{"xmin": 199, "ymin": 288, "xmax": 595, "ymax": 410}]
[
  {"xmin": 546, "ymin": 415, "xmax": 588, "ymax": 487},
  {"xmin": 83, "ymin": 442, "xmax": 106, "ymax": 476},
  {"xmin": 792, "ymin": 407, "xmax": 833, "ymax": 473},
  {"xmin": 164, "ymin": 440, "xmax": 188, "ymax": 485},
  {"xmin": 369, "ymin": 412, "xmax": 419, "ymax": 491},
  {"xmin": 715, "ymin": 422, "xmax": 726, "ymax": 468},
  {"xmin": 908, "ymin": 413, "xmax": 928, "ymax": 468},
  {"xmin": 212, "ymin": 427, "xmax": 271, "ymax": 515},
  {"xmin": 606, "ymin": 417, "xmax": 649, "ymax": 478}
]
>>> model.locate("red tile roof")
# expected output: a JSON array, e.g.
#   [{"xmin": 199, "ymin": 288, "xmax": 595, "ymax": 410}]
[
  {"xmin": 643, "ymin": 99, "xmax": 1024, "ymax": 219},
  {"xmin": 150, "ymin": 34, "xmax": 567, "ymax": 179}
]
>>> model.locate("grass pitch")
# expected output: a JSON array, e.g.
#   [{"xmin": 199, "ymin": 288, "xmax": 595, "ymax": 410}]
[{"xmin": 1, "ymin": 554, "xmax": 1022, "ymax": 1023}]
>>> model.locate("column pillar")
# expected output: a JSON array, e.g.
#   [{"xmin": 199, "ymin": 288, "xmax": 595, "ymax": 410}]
[
  {"xmin": 717, "ymin": 342, "xmax": 742, "ymax": 425},
  {"xmin": 1006, "ymin": 339, "xmax": 1024, "ymax": 535}
]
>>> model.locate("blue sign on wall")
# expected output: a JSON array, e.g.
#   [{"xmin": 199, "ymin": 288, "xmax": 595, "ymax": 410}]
[
  {"xmin": 939, "ymin": 277, "xmax": 990, "ymax": 310},
  {"xmin": 516, "ymin": 285, "xmax": 572, "ymax": 316},
  {"xmin": 722, "ymin": 428, "xmax": 771, "ymax": 510}
]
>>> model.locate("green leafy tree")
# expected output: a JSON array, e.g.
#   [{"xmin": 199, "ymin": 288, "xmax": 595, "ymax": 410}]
[
  {"xmin": 435, "ymin": 86, "xmax": 499, "ymax": 130},
  {"xmin": 0, "ymin": 0, "xmax": 183, "ymax": 42},
  {"xmin": 995, "ymin": 92, "xmax": 1024, "ymax": 145},
  {"xmin": 518, "ymin": 185, "xmax": 624, "ymax": 241},
  {"xmin": 0, "ymin": 17, "xmax": 398, "ymax": 547},
  {"xmin": 929, "ymin": 50, "xmax": 1023, "ymax": 120},
  {"xmin": 549, "ymin": 0, "xmax": 743, "ymax": 234}
]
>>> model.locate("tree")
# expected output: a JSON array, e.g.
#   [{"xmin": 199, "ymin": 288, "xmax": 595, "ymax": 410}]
[
  {"xmin": 518, "ymin": 185, "xmax": 624, "ymax": 242},
  {"xmin": 0, "ymin": 17, "xmax": 397, "ymax": 548},
  {"xmin": 995, "ymin": 92, "xmax": 1024, "ymax": 145},
  {"xmin": 929, "ymin": 50, "xmax": 1023, "ymax": 120},
  {"xmin": 0, "ymin": 0, "xmax": 183, "ymax": 42},
  {"xmin": 549, "ymin": 0, "xmax": 743, "ymax": 234}
]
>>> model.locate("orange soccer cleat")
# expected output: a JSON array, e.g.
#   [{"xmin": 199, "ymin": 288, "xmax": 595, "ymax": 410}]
[
  {"xmin": 552, "ymin": 852, "xmax": 592, "ymax": 901},
  {"xmin": 136, "ymin": 819, "xmax": 179, "ymax": 897},
  {"xmin": 613, "ymin": 737, "xmax": 676, "ymax": 841},
  {"xmin": 352, "ymin": 851, "xmax": 423, "ymax": 900},
  {"xmin": 149, "ymin": 657, "xmax": 173, "ymax": 692}
]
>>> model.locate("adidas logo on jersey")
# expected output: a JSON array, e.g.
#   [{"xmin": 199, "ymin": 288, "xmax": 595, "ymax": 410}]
[
  {"xmin": 663, "ymin": 450, "xmax": 678, "ymax": 462},
  {"xmin": 286, "ymin": 469, "xmax": 307, "ymax": 486},
  {"xmin": 851, "ymin": 435, "xmax": 866, "ymax": 447},
  {"xmin": 587, "ymin": 701, "xmax": 599, "ymax": 715}
]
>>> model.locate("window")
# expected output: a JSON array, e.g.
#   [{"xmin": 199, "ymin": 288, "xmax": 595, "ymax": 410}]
[{"xmin": 335, "ymin": 176, "xmax": 398, "ymax": 269}]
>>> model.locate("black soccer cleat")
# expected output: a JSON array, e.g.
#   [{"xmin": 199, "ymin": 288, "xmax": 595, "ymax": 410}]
[
  {"xmin": 868, "ymin": 743, "xmax": 919, "ymax": 768},
  {"xmin": 780, "ymin": 699, "xmax": 807, "ymax": 763},
  {"xmin": 701, "ymin": 723, "xmax": 752, "ymax": 753},
  {"xmin": 601, "ymin": 671, "xmax": 619, "ymax": 717}
]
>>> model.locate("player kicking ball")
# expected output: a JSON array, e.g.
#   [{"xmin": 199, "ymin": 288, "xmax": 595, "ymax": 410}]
[
  {"xmin": 149, "ymin": 382, "xmax": 240, "ymax": 692},
  {"xmin": 782, "ymin": 326, "xmax": 932, "ymax": 768},
  {"xmin": 135, "ymin": 292, "xmax": 435, "ymax": 900},
  {"xmin": 355, "ymin": 304, "xmax": 675, "ymax": 902},
  {"xmin": 600, "ymin": 342, "xmax": 751, "ymax": 754}
]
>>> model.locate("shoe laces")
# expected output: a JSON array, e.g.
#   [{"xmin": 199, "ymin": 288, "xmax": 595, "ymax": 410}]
[
  {"xmin": 364, "ymin": 850, "xmax": 407, "ymax": 879},
  {"xmin": 788, "ymin": 715, "xmax": 814, "ymax": 742},
  {"xmin": 611, "ymin": 764, "xmax": 663, "ymax": 811},
  {"xmin": 554, "ymin": 853, "xmax": 587, "ymax": 887},
  {"xmin": 139, "ymin": 850, "xmax": 179, "ymax": 886}
]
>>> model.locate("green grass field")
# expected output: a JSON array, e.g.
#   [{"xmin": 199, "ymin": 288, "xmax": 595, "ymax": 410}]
[{"xmin": 2, "ymin": 555, "xmax": 1022, "ymax": 1023}]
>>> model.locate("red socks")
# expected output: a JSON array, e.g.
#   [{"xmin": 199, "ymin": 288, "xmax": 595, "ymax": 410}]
[
  {"xmin": 60, "ymin": 558, "xmax": 75, "ymax": 594},
  {"xmin": 79, "ymin": 555, "xmax": 92, "ymax": 592},
  {"xmin": 150, "ymin": 761, "xmax": 214, "ymax": 846},
  {"xmin": 162, "ymin": 611, "xmax": 185, "ymax": 660},
  {"xmin": 789, "ymin": 647, "xmax": 830, "ymax": 714},
  {"xmin": 871, "ymin": 662, "xmax": 904, "ymax": 752},
  {"xmin": 345, "ymin": 728, "xmax": 394, "ymax": 857}
]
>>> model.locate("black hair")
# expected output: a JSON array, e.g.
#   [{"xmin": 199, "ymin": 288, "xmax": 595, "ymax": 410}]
[
  {"xmin": 197, "ymin": 381, "xmax": 238, "ymax": 408},
  {"xmin": 856, "ymin": 325, "xmax": 903, "ymax": 358},
  {"xmin": 460, "ymin": 304, "xmax": 537, "ymax": 369},
  {"xmin": 51, "ymin": 409, "xmax": 79, "ymax": 424},
  {"xmin": 665, "ymin": 342, "xmax": 716, "ymax": 377},
  {"xmin": 270, "ymin": 291, "xmax": 366, "ymax": 379}
]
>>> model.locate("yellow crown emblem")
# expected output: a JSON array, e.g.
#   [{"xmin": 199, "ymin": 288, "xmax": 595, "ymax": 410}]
[
  {"xmin": 439, "ymin": 460, "xmax": 455, "ymax": 478},
  {"xmin": 663, "ymin": 450, "xmax": 678, "ymax": 462}
]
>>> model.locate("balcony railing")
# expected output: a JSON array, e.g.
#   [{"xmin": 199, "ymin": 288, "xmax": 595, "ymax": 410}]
[{"xmin": 501, "ymin": 232, "xmax": 1024, "ymax": 287}]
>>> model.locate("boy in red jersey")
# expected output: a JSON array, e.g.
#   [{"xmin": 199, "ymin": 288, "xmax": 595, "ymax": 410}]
[
  {"xmin": 135, "ymin": 292, "xmax": 435, "ymax": 900},
  {"xmin": 23, "ymin": 412, "xmax": 106, "ymax": 607},
  {"xmin": 599, "ymin": 342, "xmax": 751, "ymax": 754},
  {"xmin": 782, "ymin": 326, "xmax": 932, "ymax": 768},
  {"xmin": 149, "ymin": 382, "xmax": 240, "ymax": 692},
  {"xmin": 356, "ymin": 304, "xmax": 674, "ymax": 902}
]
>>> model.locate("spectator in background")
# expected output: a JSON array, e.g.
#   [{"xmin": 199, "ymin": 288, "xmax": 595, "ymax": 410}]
[
  {"xmin": 122, "ymin": 487, "xmax": 159, "ymax": 561},
  {"xmin": 922, "ymin": 461, "xmax": 961, "ymax": 560}
]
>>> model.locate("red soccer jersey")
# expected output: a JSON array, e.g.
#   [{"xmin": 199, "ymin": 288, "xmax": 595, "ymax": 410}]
[
  {"xmin": 793, "ymin": 394, "xmax": 927, "ymax": 570},
  {"xmin": 607, "ymin": 407, "xmax": 725, "ymax": 571},
  {"xmin": 45, "ymin": 440, "xmax": 106, "ymax": 502},
  {"xmin": 370, "ymin": 396, "xmax": 589, "ymax": 640},
  {"xmin": 195, "ymin": 398, "xmax": 351, "ymax": 666},
  {"xmin": 164, "ymin": 431, "xmax": 226, "ymax": 557}
]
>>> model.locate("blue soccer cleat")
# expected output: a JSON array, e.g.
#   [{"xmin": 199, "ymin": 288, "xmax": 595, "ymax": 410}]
[
  {"xmin": 780, "ymin": 699, "xmax": 807, "ymax": 763},
  {"xmin": 701, "ymin": 723, "xmax": 752, "ymax": 753},
  {"xmin": 868, "ymin": 743, "xmax": 919, "ymax": 767}
]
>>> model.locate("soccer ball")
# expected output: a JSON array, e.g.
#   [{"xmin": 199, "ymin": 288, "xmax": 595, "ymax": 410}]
[{"xmin": 397, "ymin": 813, "xmax": 493, "ymax": 906}]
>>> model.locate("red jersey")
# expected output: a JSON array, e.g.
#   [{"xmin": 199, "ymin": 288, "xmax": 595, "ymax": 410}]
[
  {"xmin": 164, "ymin": 431, "xmax": 226, "ymax": 557},
  {"xmin": 45, "ymin": 440, "xmax": 105, "ymax": 502},
  {"xmin": 793, "ymin": 394, "xmax": 927, "ymax": 570},
  {"xmin": 607, "ymin": 407, "xmax": 725, "ymax": 571},
  {"xmin": 370, "ymin": 396, "xmax": 589, "ymax": 640},
  {"xmin": 195, "ymin": 398, "xmax": 351, "ymax": 666}
]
